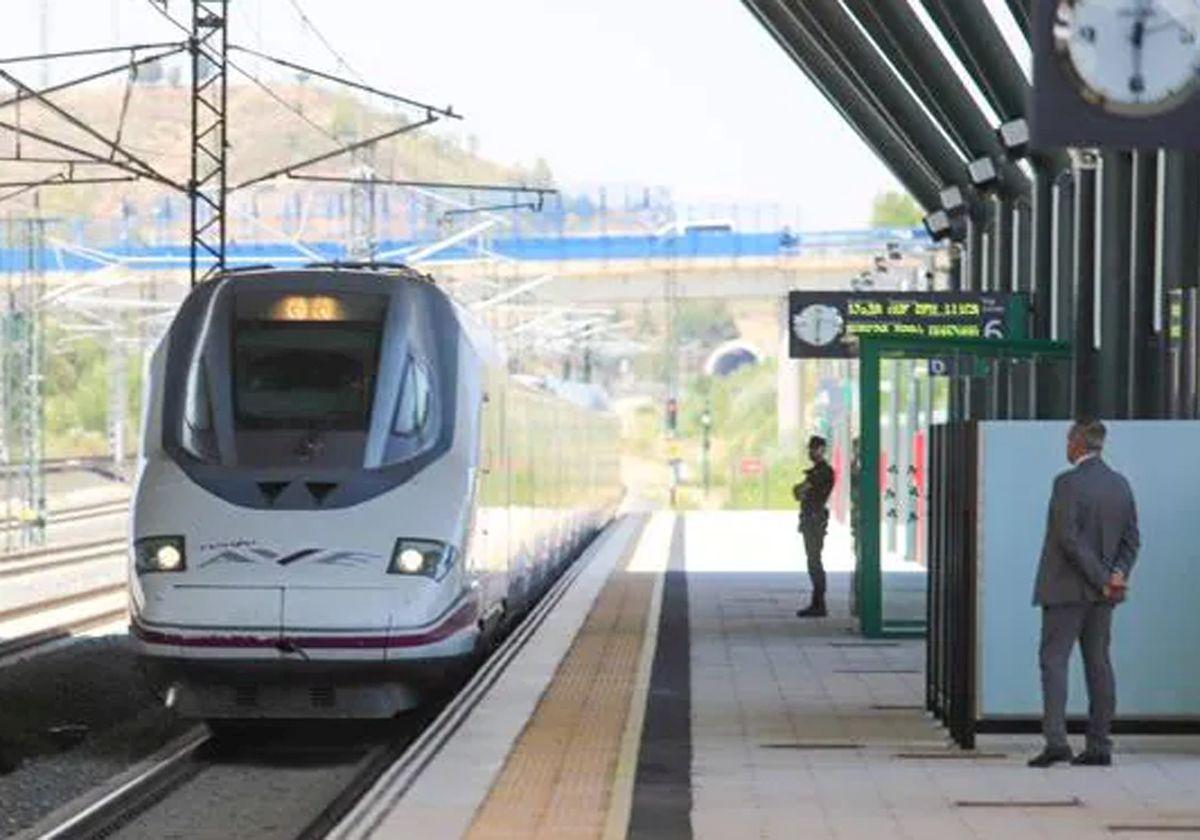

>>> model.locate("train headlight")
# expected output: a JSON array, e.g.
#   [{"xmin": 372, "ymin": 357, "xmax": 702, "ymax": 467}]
[
  {"xmin": 389, "ymin": 539, "xmax": 454, "ymax": 580},
  {"xmin": 135, "ymin": 536, "xmax": 187, "ymax": 574},
  {"xmin": 397, "ymin": 548, "xmax": 425, "ymax": 574}
]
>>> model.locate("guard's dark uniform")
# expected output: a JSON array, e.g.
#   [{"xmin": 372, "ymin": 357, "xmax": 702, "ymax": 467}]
[{"xmin": 794, "ymin": 452, "xmax": 836, "ymax": 614}]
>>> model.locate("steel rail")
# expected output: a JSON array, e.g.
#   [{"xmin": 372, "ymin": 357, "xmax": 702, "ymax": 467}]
[
  {"xmin": 0, "ymin": 607, "xmax": 127, "ymax": 661},
  {"xmin": 0, "ymin": 582, "xmax": 125, "ymax": 626},
  {"xmin": 0, "ymin": 538, "xmax": 126, "ymax": 579},
  {"xmin": 33, "ymin": 731, "xmax": 210, "ymax": 840}
]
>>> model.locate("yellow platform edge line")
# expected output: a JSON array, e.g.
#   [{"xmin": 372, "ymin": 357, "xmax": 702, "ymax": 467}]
[
  {"xmin": 602, "ymin": 511, "xmax": 674, "ymax": 840},
  {"xmin": 464, "ymin": 510, "xmax": 653, "ymax": 838}
]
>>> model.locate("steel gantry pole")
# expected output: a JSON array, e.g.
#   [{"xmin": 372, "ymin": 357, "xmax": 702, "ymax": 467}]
[
  {"xmin": 189, "ymin": 0, "xmax": 228, "ymax": 285},
  {"xmin": 1071, "ymin": 152, "xmax": 1100, "ymax": 418},
  {"xmin": 1097, "ymin": 151, "xmax": 1133, "ymax": 419},
  {"xmin": 1033, "ymin": 170, "xmax": 1076, "ymax": 419},
  {"xmin": 1158, "ymin": 151, "xmax": 1200, "ymax": 417},
  {"xmin": 1128, "ymin": 151, "xmax": 1162, "ymax": 418},
  {"xmin": 743, "ymin": 1, "xmax": 944, "ymax": 210}
]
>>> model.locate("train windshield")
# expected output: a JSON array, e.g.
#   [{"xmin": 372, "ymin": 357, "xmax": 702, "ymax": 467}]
[
  {"xmin": 163, "ymin": 276, "xmax": 458, "ymax": 494},
  {"xmin": 233, "ymin": 322, "xmax": 382, "ymax": 430}
]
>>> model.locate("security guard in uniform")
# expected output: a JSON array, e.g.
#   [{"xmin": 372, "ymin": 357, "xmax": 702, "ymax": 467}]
[{"xmin": 794, "ymin": 435, "xmax": 836, "ymax": 617}]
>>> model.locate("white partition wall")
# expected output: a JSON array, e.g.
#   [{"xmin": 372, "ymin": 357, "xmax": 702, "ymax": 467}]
[{"xmin": 976, "ymin": 421, "xmax": 1200, "ymax": 720}]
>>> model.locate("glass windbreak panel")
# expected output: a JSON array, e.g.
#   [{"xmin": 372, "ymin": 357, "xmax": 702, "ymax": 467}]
[
  {"xmin": 233, "ymin": 321, "xmax": 382, "ymax": 430},
  {"xmin": 878, "ymin": 357, "xmax": 929, "ymax": 630}
]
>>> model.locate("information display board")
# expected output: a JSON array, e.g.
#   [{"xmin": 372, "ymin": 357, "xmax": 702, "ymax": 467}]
[{"xmin": 787, "ymin": 292, "xmax": 1025, "ymax": 359}]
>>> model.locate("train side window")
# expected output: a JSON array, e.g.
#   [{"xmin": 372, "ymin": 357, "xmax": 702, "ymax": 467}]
[{"xmin": 393, "ymin": 356, "xmax": 431, "ymax": 436}]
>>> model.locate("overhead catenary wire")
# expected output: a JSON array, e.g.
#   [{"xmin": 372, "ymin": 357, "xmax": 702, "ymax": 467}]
[
  {"xmin": 0, "ymin": 66, "xmax": 170, "ymax": 185},
  {"xmin": 230, "ymin": 46, "xmax": 459, "ymax": 120},
  {"xmin": 0, "ymin": 45, "xmax": 186, "ymax": 113},
  {"xmin": 0, "ymin": 114, "xmax": 173, "ymax": 189},
  {"xmin": 1, "ymin": 0, "xmax": 550, "ymax": 282},
  {"xmin": 0, "ymin": 42, "xmax": 184, "ymax": 65},
  {"xmin": 143, "ymin": 0, "xmax": 343, "ymax": 144},
  {"xmin": 286, "ymin": 0, "xmax": 365, "ymax": 82}
]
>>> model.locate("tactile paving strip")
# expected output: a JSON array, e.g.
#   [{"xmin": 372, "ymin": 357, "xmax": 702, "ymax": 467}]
[{"xmin": 466, "ymin": 527, "xmax": 655, "ymax": 839}]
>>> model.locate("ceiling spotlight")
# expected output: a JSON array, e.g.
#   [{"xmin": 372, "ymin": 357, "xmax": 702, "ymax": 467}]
[
  {"xmin": 850, "ymin": 270, "xmax": 875, "ymax": 292},
  {"xmin": 967, "ymin": 156, "xmax": 999, "ymax": 189},
  {"xmin": 939, "ymin": 185, "xmax": 967, "ymax": 213},
  {"xmin": 997, "ymin": 118, "xmax": 1030, "ymax": 159},
  {"xmin": 923, "ymin": 210, "xmax": 965, "ymax": 243}
]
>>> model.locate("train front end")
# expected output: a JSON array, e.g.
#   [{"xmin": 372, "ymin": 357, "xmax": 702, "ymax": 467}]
[{"xmin": 130, "ymin": 268, "xmax": 483, "ymax": 719}]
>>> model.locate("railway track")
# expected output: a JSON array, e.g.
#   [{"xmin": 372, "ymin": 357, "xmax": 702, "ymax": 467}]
[
  {"xmin": 31, "ymin": 726, "xmax": 418, "ymax": 840},
  {"xmin": 0, "ymin": 498, "xmax": 129, "ymax": 535},
  {"xmin": 0, "ymin": 604, "xmax": 127, "ymax": 662},
  {"xmin": 0, "ymin": 528, "xmax": 130, "ymax": 662},
  {"xmin": 0, "ymin": 536, "xmax": 127, "ymax": 579},
  {"xmin": 0, "ymin": 582, "xmax": 126, "ymax": 628},
  {"xmin": 0, "ymin": 573, "xmax": 128, "ymax": 663},
  {"xmin": 28, "ymin": 517, "xmax": 641, "ymax": 840}
]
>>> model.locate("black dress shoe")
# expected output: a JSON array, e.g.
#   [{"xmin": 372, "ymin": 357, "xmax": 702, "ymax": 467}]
[
  {"xmin": 796, "ymin": 604, "xmax": 827, "ymax": 618},
  {"xmin": 1027, "ymin": 747, "xmax": 1073, "ymax": 767},
  {"xmin": 1070, "ymin": 751, "xmax": 1112, "ymax": 766}
]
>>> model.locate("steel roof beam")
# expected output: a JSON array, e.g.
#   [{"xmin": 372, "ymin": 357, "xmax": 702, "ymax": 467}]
[
  {"xmin": 1004, "ymin": 0, "xmax": 1031, "ymax": 38},
  {"xmin": 841, "ymin": 0, "xmax": 1029, "ymax": 197},
  {"xmin": 742, "ymin": 0, "xmax": 944, "ymax": 210},
  {"xmin": 918, "ymin": 0, "xmax": 1028, "ymax": 123},
  {"xmin": 777, "ymin": 0, "xmax": 969, "ymax": 195}
]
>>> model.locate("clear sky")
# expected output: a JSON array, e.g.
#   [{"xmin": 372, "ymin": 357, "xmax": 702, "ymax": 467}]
[{"xmin": 1, "ymin": 0, "xmax": 1027, "ymax": 229}]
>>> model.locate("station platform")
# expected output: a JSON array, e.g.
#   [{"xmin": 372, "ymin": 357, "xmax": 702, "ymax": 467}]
[{"xmin": 333, "ymin": 510, "xmax": 1200, "ymax": 839}]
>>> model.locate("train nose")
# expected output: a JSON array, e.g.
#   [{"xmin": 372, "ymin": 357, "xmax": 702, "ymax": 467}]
[
  {"xmin": 279, "ymin": 586, "xmax": 421, "ymax": 657},
  {"xmin": 138, "ymin": 584, "xmax": 285, "ymax": 636}
]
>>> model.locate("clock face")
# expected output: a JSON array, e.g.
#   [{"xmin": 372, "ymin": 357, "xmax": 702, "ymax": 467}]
[
  {"xmin": 1054, "ymin": 0, "xmax": 1200, "ymax": 115},
  {"xmin": 792, "ymin": 304, "xmax": 844, "ymax": 348}
]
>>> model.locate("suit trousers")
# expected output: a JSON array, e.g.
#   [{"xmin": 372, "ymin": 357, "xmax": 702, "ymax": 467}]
[{"xmin": 1039, "ymin": 602, "xmax": 1115, "ymax": 753}]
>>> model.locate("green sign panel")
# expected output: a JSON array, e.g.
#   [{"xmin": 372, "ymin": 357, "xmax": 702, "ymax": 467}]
[{"xmin": 788, "ymin": 292, "xmax": 1027, "ymax": 359}]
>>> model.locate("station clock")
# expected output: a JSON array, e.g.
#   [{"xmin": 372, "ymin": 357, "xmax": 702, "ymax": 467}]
[
  {"xmin": 791, "ymin": 303, "xmax": 845, "ymax": 349},
  {"xmin": 1053, "ymin": 0, "xmax": 1200, "ymax": 116}
]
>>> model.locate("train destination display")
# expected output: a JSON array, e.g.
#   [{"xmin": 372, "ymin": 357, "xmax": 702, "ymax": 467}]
[{"xmin": 787, "ymin": 292, "xmax": 1024, "ymax": 359}]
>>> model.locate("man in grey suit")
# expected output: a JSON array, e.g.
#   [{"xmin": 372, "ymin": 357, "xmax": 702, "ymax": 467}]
[{"xmin": 1028, "ymin": 419, "xmax": 1140, "ymax": 768}]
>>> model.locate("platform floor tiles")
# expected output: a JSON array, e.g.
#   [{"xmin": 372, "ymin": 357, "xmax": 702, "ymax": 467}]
[
  {"xmin": 466, "ymin": 513, "xmax": 672, "ymax": 839},
  {"xmin": 685, "ymin": 511, "xmax": 1200, "ymax": 839},
  {"xmin": 441, "ymin": 510, "xmax": 1200, "ymax": 839}
]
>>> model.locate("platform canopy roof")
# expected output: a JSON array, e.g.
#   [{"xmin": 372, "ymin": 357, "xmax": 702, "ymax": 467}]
[{"xmin": 739, "ymin": 0, "xmax": 1042, "ymax": 214}]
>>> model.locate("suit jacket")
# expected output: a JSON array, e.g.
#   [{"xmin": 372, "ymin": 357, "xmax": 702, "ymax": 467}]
[{"xmin": 1033, "ymin": 457, "xmax": 1140, "ymax": 606}]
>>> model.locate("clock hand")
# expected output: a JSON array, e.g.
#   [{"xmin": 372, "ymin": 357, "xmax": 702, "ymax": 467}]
[{"xmin": 1131, "ymin": 14, "xmax": 1147, "ymax": 95}]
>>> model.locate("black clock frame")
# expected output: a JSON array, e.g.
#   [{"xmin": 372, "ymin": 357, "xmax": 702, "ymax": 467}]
[{"xmin": 1032, "ymin": 0, "xmax": 1200, "ymax": 149}]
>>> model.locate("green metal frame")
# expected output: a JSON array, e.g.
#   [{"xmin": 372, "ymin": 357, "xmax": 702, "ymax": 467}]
[{"xmin": 857, "ymin": 336, "xmax": 1072, "ymax": 638}]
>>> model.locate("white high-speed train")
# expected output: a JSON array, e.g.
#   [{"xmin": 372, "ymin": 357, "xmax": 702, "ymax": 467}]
[{"xmin": 129, "ymin": 265, "xmax": 622, "ymax": 719}]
